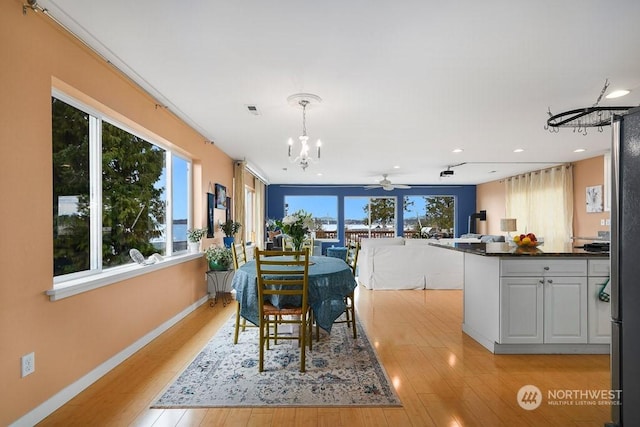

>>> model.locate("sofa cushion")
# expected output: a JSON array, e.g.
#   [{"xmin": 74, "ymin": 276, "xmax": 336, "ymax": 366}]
[
  {"xmin": 480, "ymin": 235, "xmax": 505, "ymax": 242},
  {"xmin": 404, "ymin": 239, "xmax": 436, "ymax": 246},
  {"xmin": 360, "ymin": 237, "xmax": 405, "ymax": 248}
]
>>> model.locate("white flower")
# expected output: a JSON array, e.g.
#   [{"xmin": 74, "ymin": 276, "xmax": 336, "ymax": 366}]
[{"xmin": 282, "ymin": 215, "xmax": 296, "ymax": 225}]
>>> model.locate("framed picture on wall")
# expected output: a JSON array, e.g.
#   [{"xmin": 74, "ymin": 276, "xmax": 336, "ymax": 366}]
[
  {"xmin": 226, "ymin": 197, "xmax": 232, "ymax": 222},
  {"xmin": 586, "ymin": 185, "xmax": 603, "ymax": 213},
  {"xmin": 207, "ymin": 192, "xmax": 215, "ymax": 238},
  {"xmin": 215, "ymin": 184, "xmax": 227, "ymax": 209}
]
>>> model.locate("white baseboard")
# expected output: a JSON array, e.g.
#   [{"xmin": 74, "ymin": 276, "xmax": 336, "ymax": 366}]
[{"xmin": 10, "ymin": 295, "xmax": 209, "ymax": 427}]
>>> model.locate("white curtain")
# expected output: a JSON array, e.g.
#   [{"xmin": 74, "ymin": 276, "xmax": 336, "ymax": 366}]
[
  {"xmin": 505, "ymin": 164, "xmax": 573, "ymax": 248},
  {"xmin": 233, "ymin": 161, "xmax": 246, "ymax": 238},
  {"xmin": 255, "ymin": 179, "xmax": 265, "ymax": 248}
]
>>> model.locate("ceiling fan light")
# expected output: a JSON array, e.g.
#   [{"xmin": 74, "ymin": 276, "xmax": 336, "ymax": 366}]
[{"xmin": 606, "ymin": 89, "xmax": 630, "ymax": 99}]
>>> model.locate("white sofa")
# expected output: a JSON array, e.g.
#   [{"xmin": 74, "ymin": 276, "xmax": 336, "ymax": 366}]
[{"xmin": 357, "ymin": 238, "xmax": 469, "ymax": 290}]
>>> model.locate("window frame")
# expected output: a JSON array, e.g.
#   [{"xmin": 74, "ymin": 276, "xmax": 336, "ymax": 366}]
[
  {"xmin": 344, "ymin": 196, "xmax": 397, "ymax": 239},
  {"xmin": 51, "ymin": 89, "xmax": 195, "ymax": 294}
]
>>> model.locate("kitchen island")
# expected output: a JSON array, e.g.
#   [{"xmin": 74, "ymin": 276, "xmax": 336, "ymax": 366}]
[{"xmin": 431, "ymin": 242, "xmax": 610, "ymax": 354}]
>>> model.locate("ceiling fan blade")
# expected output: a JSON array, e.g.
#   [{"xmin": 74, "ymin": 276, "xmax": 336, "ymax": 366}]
[
  {"xmin": 363, "ymin": 185, "xmax": 380, "ymax": 190},
  {"xmin": 394, "ymin": 184, "xmax": 411, "ymax": 189}
]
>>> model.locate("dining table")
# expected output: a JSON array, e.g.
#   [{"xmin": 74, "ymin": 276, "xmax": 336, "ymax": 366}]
[{"xmin": 232, "ymin": 255, "xmax": 357, "ymax": 333}]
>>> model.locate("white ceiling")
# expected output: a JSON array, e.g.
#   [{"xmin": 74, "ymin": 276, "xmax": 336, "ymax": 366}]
[{"xmin": 39, "ymin": 0, "xmax": 640, "ymax": 186}]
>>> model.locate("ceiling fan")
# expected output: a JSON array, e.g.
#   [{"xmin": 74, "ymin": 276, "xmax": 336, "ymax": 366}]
[{"xmin": 364, "ymin": 174, "xmax": 411, "ymax": 191}]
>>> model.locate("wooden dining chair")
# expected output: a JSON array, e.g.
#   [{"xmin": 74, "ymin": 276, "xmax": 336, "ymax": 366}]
[
  {"xmin": 301, "ymin": 236, "xmax": 314, "ymax": 255},
  {"xmin": 255, "ymin": 248, "xmax": 312, "ymax": 372},
  {"xmin": 232, "ymin": 241, "xmax": 253, "ymax": 344},
  {"xmin": 324, "ymin": 240, "xmax": 359, "ymax": 339}
]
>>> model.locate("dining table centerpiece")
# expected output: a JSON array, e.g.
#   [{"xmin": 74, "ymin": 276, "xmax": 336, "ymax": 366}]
[{"xmin": 276, "ymin": 210, "xmax": 314, "ymax": 259}]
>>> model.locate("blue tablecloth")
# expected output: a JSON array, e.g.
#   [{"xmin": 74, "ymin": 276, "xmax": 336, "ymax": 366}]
[
  {"xmin": 232, "ymin": 255, "xmax": 356, "ymax": 333},
  {"xmin": 326, "ymin": 246, "xmax": 348, "ymax": 260}
]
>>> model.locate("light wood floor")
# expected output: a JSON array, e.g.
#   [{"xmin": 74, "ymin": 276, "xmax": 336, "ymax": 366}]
[{"xmin": 39, "ymin": 287, "xmax": 611, "ymax": 426}]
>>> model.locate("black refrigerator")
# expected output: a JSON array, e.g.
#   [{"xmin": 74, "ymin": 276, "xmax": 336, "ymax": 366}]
[{"xmin": 609, "ymin": 107, "xmax": 640, "ymax": 426}]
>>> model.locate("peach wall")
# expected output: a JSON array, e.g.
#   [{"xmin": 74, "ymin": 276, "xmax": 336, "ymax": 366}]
[
  {"xmin": 476, "ymin": 155, "xmax": 610, "ymax": 239},
  {"xmin": 573, "ymin": 155, "xmax": 610, "ymax": 238},
  {"xmin": 475, "ymin": 180, "xmax": 506, "ymax": 235},
  {"xmin": 0, "ymin": 2, "xmax": 233, "ymax": 424}
]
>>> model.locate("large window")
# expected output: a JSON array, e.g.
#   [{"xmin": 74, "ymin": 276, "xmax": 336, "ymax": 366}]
[
  {"xmin": 344, "ymin": 197, "xmax": 396, "ymax": 240},
  {"xmin": 245, "ymin": 186, "xmax": 255, "ymax": 244},
  {"xmin": 52, "ymin": 95, "xmax": 191, "ymax": 280},
  {"xmin": 284, "ymin": 196, "xmax": 338, "ymax": 239},
  {"xmin": 403, "ymin": 195, "xmax": 455, "ymax": 237}
]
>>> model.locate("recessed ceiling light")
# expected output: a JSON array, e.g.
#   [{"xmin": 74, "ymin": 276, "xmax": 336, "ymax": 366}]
[
  {"xmin": 513, "ymin": 148, "xmax": 524, "ymax": 153},
  {"xmin": 606, "ymin": 89, "xmax": 630, "ymax": 99},
  {"xmin": 393, "ymin": 165, "xmax": 400, "ymax": 169},
  {"xmin": 316, "ymin": 172, "xmax": 323, "ymax": 176},
  {"xmin": 452, "ymin": 148, "xmax": 463, "ymax": 153},
  {"xmin": 574, "ymin": 148, "xmax": 586, "ymax": 153}
]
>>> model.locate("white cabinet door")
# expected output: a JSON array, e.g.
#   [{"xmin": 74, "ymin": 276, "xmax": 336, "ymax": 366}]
[
  {"xmin": 500, "ymin": 278, "xmax": 544, "ymax": 344},
  {"xmin": 544, "ymin": 277, "xmax": 588, "ymax": 344},
  {"xmin": 588, "ymin": 277, "xmax": 612, "ymax": 344}
]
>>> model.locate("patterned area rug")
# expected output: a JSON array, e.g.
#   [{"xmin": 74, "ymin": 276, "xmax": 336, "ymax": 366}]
[{"xmin": 152, "ymin": 313, "xmax": 401, "ymax": 408}]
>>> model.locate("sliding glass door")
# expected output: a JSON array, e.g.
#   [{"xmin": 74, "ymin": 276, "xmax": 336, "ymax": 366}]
[{"xmin": 344, "ymin": 197, "xmax": 396, "ymax": 242}]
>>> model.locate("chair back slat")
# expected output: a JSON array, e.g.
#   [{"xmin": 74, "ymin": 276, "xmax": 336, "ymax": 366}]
[
  {"xmin": 231, "ymin": 241, "xmax": 247, "ymax": 269},
  {"xmin": 346, "ymin": 241, "xmax": 360, "ymax": 276},
  {"xmin": 255, "ymin": 248, "xmax": 309, "ymax": 308}
]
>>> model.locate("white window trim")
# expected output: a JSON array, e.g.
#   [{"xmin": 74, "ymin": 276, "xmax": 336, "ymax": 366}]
[
  {"xmin": 52, "ymin": 89, "xmax": 195, "ymax": 284},
  {"xmin": 46, "ymin": 253, "xmax": 202, "ymax": 301}
]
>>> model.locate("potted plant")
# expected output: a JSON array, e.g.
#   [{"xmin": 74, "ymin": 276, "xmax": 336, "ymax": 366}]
[
  {"xmin": 205, "ymin": 245, "xmax": 233, "ymax": 270},
  {"xmin": 219, "ymin": 220, "xmax": 242, "ymax": 248},
  {"xmin": 187, "ymin": 227, "xmax": 207, "ymax": 253}
]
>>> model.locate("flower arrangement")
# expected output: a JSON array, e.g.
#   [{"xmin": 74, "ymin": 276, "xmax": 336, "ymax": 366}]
[
  {"xmin": 187, "ymin": 228, "xmax": 207, "ymax": 243},
  {"xmin": 219, "ymin": 220, "xmax": 242, "ymax": 237},
  {"xmin": 276, "ymin": 210, "xmax": 314, "ymax": 251},
  {"xmin": 205, "ymin": 245, "xmax": 233, "ymax": 270}
]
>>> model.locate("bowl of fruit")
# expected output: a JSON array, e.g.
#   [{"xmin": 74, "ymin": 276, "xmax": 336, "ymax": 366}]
[{"xmin": 513, "ymin": 233, "xmax": 541, "ymax": 248}]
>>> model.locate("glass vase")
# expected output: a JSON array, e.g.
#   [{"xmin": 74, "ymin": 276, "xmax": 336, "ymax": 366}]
[{"xmin": 292, "ymin": 236, "xmax": 304, "ymax": 261}]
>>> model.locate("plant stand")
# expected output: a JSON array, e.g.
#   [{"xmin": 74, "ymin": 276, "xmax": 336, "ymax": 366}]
[{"xmin": 206, "ymin": 269, "xmax": 234, "ymax": 307}]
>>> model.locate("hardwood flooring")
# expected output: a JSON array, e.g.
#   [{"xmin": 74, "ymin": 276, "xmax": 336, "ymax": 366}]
[{"xmin": 39, "ymin": 287, "xmax": 612, "ymax": 426}]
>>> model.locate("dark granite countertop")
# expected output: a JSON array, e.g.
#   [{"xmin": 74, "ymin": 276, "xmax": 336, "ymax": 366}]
[{"xmin": 429, "ymin": 242, "xmax": 609, "ymax": 258}]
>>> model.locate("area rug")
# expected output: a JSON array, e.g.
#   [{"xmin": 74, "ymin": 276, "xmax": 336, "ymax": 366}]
[{"xmin": 152, "ymin": 313, "xmax": 401, "ymax": 408}]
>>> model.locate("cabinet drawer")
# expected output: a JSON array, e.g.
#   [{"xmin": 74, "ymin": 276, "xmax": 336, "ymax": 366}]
[
  {"xmin": 588, "ymin": 259, "xmax": 610, "ymax": 277},
  {"xmin": 501, "ymin": 259, "xmax": 587, "ymax": 277}
]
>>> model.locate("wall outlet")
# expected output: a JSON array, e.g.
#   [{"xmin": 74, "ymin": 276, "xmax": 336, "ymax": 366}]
[
  {"xmin": 606, "ymin": 219, "xmax": 611, "ymax": 226},
  {"xmin": 21, "ymin": 352, "xmax": 35, "ymax": 377},
  {"xmin": 601, "ymin": 219, "xmax": 606, "ymax": 226}
]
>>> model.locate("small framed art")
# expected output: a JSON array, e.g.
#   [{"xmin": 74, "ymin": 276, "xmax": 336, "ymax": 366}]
[
  {"xmin": 207, "ymin": 192, "xmax": 215, "ymax": 237},
  {"xmin": 215, "ymin": 184, "xmax": 227, "ymax": 209},
  {"xmin": 586, "ymin": 185, "xmax": 603, "ymax": 213}
]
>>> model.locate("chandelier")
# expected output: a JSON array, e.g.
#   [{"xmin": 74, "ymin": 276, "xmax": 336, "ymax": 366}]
[{"xmin": 287, "ymin": 93, "xmax": 322, "ymax": 171}]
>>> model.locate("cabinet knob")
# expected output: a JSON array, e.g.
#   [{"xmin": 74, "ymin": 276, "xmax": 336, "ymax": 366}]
[
  {"xmin": 544, "ymin": 266, "xmax": 550, "ymax": 271},
  {"xmin": 547, "ymin": 279, "xmax": 553, "ymax": 284},
  {"xmin": 539, "ymin": 279, "xmax": 544, "ymax": 284}
]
